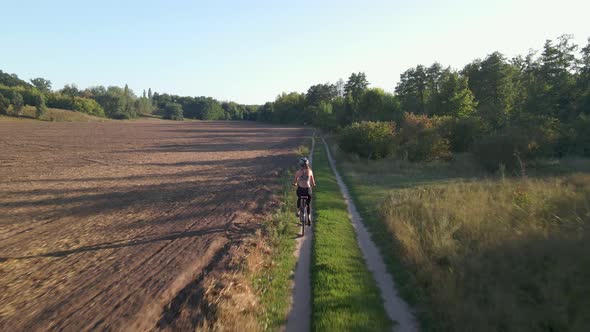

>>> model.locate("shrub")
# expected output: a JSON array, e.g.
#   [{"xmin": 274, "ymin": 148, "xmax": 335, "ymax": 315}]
[
  {"xmin": 339, "ymin": 121, "xmax": 396, "ymax": 159},
  {"xmin": 557, "ymin": 114, "xmax": 590, "ymax": 157},
  {"xmin": 0, "ymin": 84, "xmax": 41, "ymax": 106},
  {"xmin": 73, "ymin": 97, "xmax": 105, "ymax": 117},
  {"xmin": 46, "ymin": 93, "xmax": 75, "ymax": 110},
  {"xmin": 512, "ymin": 113, "xmax": 561, "ymax": 158},
  {"xmin": 0, "ymin": 93, "xmax": 9, "ymax": 115},
  {"xmin": 472, "ymin": 130, "xmax": 530, "ymax": 172},
  {"xmin": 163, "ymin": 102, "xmax": 184, "ymax": 120},
  {"xmin": 35, "ymin": 94, "xmax": 48, "ymax": 119},
  {"xmin": 11, "ymin": 91, "xmax": 24, "ymax": 116},
  {"xmin": 398, "ymin": 113, "xmax": 451, "ymax": 162},
  {"xmin": 436, "ymin": 116, "xmax": 487, "ymax": 152}
]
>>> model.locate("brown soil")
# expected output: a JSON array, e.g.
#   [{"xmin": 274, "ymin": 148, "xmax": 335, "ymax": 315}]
[{"xmin": 0, "ymin": 120, "xmax": 306, "ymax": 331}]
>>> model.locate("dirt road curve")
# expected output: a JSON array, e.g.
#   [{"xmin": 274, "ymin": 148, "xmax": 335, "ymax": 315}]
[{"xmin": 0, "ymin": 121, "xmax": 306, "ymax": 331}]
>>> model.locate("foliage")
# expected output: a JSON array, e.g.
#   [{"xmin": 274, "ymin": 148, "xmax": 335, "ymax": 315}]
[
  {"xmin": 0, "ymin": 70, "xmax": 31, "ymax": 87},
  {"xmin": 398, "ymin": 113, "xmax": 451, "ymax": 162},
  {"xmin": 134, "ymin": 97, "xmax": 155, "ymax": 115},
  {"xmin": 0, "ymin": 93, "xmax": 9, "ymax": 115},
  {"xmin": 162, "ymin": 102, "xmax": 184, "ymax": 120},
  {"xmin": 46, "ymin": 93, "xmax": 106, "ymax": 117},
  {"xmin": 11, "ymin": 91, "xmax": 24, "ymax": 116},
  {"xmin": 339, "ymin": 121, "xmax": 397, "ymax": 159},
  {"xmin": 35, "ymin": 94, "xmax": 47, "ymax": 119},
  {"xmin": 30, "ymin": 77, "xmax": 52, "ymax": 93},
  {"xmin": 436, "ymin": 116, "xmax": 487, "ymax": 152}
]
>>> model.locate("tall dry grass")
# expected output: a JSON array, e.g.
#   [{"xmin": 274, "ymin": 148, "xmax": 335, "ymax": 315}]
[{"xmin": 381, "ymin": 174, "xmax": 590, "ymax": 331}]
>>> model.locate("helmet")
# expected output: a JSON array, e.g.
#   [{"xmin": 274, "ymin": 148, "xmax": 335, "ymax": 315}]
[{"xmin": 299, "ymin": 157, "xmax": 309, "ymax": 167}]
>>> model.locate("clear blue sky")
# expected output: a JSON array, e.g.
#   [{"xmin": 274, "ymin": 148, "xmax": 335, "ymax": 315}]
[{"xmin": 2, "ymin": 0, "xmax": 589, "ymax": 104}]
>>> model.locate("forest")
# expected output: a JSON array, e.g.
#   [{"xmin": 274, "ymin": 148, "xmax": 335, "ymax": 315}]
[
  {"xmin": 260, "ymin": 35, "xmax": 590, "ymax": 170},
  {"xmin": 2, "ymin": 35, "xmax": 589, "ymax": 170},
  {"xmin": 0, "ymin": 72, "xmax": 256, "ymax": 121}
]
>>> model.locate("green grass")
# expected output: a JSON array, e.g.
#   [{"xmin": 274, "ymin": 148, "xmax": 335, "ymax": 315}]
[
  {"xmin": 253, "ymin": 170, "xmax": 299, "ymax": 330},
  {"xmin": 253, "ymin": 139, "xmax": 314, "ymax": 331},
  {"xmin": 0, "ymin": 105, "xmax": 107, "ymax": 122},
  {"xmin": 328, "ymin": 141, "xmax": 590, "ymax": 332},
  {"xmin": 311, "ymin": 139, "xmax": 392, "ymax": 331}
]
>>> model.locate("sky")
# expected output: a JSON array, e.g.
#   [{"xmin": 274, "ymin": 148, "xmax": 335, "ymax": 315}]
[{"xmin": 2, "ymin": 0, "xmax": 589, "ymax": 104}]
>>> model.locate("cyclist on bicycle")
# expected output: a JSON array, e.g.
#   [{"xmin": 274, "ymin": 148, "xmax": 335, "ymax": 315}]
[{"xmin": 293, "ymin": 157, "xmax": 316, "ymax": 224}]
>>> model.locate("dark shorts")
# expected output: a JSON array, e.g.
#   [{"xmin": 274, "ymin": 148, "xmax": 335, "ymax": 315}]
[
  {"xmin": 296, "ymin": 187, "xmax": 312, "ymax": 208},
  {"xmin": 296, "ymin": 186, "xmax": 312, "ymax": 199}
]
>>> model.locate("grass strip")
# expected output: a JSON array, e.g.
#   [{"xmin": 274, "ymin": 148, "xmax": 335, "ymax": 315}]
[
  {"xmin": 311, "ymin": 138, "xmax": 392, "ymax": 331},
  {"xmin": 255, "ymin": 143, "xmax": 312, "ymax": 331}
]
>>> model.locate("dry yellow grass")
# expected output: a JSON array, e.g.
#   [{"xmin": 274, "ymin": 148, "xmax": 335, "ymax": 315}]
[
  {"xmin": 0, "ymin": 106, "xmax": 107, "ymax": 122},
  {"xmin": 380, "ymin": 175, "xmax": 590, "ymax": 331},
  {"xmin": 329, "ymin": 140, "xmax": 590, "ymax": 331}
]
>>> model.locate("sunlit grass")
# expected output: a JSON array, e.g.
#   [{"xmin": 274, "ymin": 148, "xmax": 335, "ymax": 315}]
[
  {"xmin": 333, "ymin": 141, "xmax": 590, "ymax": 332},
  {"xmin": 311, "ymin": 139, "xmax": 392, "ymax": 331}
]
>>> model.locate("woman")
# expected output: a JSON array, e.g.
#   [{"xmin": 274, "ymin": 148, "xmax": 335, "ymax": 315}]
[{"xmin": 293, "ymin": 157, "xmax": 316, "ymax": 225}]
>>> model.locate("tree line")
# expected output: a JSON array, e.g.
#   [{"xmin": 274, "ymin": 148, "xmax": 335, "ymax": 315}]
[
  {"xmin": 257, "ymin": 35, "xmax": 590, "ymax": 169},
  {"xmin": 0, "ymin": 72, "xmax": 255, "ymax": 121}
]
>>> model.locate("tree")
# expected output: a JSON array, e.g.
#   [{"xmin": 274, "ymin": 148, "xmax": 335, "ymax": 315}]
[
  {"xmin": 35, "ymin": 94, "xmax": 48, "ymax": 119},
  {"xmin": 306, "ymin": 83, "xmax": 338, "ymax": 106},
  {"xmin": 462, "ymin": 52, "xmax": 518, "ymax": 128},
  {"xmin": 335, "ymin": 78, "xmax": 345, "ymax": 97},
  {"xmin": 273, "ymin": 92, "xmax": 305, "ymax": 123},
  {"xmin": 0, "ymin": 70, "xmax": 31, "ymax": 87},
  {"xmin": 30, "ymin": 77, "xmax": 52, "ymax": 93},
  {"xmin": 134, "ymin": 97, "xmax": 154, "ymax": 115},
  {"xmin": 11, "ymin": 91, "xmax": 24, "ymax": 116},
  {"xmin": 60, "ymin": 84, "xmax": 81, "ymax": 97},
  {"xmin": 356, "ymin": 88, "xmax": 401, "ymax": 122},
  {"xmin": 435, "ymin": 70, "xmax": 477, "ymax": 117},
  {"xmin": 577, "ymin": 38, "xmax": 590, "ymax": 114},
  {"xmin": 535, "ymin": 35, "xmax": 578, "ymax": 120},
  {"xmin": 221, "ymin": 101, "xmax": 243, "ymax": 120},
  {"xmin": 148, "ymin": 88, "xmax": 153, "ymax": 100},
  {"xmin": 0, "ymin": 94, "xmax": 9, "ymax": 115},
  {"xmin": 396, "ymin": 65, "xmax": 428, "ymax": 114},
  {"xmin": 344, "ymin": 72, "xmax": 369, "ymax": 101},
  {"xmin": 163, "ymin": 102, "xmax": 183, "ymax": 120}
]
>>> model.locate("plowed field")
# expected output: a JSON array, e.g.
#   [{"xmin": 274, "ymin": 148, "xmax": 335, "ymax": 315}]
[{"xmin": 0, "ymin": 121, "xmax": 306, "ymax": 331}]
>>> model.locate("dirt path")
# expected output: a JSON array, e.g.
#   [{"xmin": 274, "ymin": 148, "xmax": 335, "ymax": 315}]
[
  {"xmin": 0, "ymin": 121, "xmax": 307, "ymax": 331},
  {"xmin": 285, "ymin": 137, "xmax": 315, "ymax": 332},
  {"xmin": 321, "ymin": 137, "xmax": 418, "ymax": 332}
]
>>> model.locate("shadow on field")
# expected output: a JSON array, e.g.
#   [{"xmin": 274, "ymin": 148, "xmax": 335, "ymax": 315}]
[{"xmin": 1, "ymin": 226, "xmax": 229, "ymax": 261}]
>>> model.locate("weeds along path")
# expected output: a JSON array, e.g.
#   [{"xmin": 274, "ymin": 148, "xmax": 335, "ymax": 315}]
[
  {"xmin": 286, "ymin": 136, "xmax": 315, "ymax": 332},
  {"xmin": 321, "ymin": 137, "xmax": 418, "ymax": 332}
]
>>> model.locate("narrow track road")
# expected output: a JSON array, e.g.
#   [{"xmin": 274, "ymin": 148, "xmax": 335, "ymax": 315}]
[
  {"xmin": 285, "ymin": 137, "xmax": 315, "ymax": 332},
  {"xmin": 321, "ymin": 137, "xmax": 418, "ymax": 332}
]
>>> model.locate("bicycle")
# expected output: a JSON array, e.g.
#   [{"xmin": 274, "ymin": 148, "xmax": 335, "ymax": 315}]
[{"xmin": 298, "ymin": 195, "xmax": 310, "ymax": 236}]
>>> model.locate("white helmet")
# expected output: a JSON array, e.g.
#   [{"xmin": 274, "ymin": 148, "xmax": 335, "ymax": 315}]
[{"xmin": 299, "ymin": 157, "xmax": 309, "ymax": 167}]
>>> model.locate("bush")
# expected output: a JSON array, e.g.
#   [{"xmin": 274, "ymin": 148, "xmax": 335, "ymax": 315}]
[
  {"xmin": 0, "ymin": 84, "xmax": 41, "ymax": 106},
  {"xmin": 398, "ymin": 113, "xmax": 451, "ymax": 162},
  {"xmin": 45, "ymin": 93, "xmax": 105, "ymax": 117},
  {"xmin": 0, "ymin": 93, "xmax": 9, "ymax": 115},
  {"xmin": 473, "ymin": 115, "xmax": 563, "ymax": 172},
  {"xmin": 339, "ymin": 121, "xmax": 396, "ymax": 159},
  {"xmin": 436, "ymin": 116, "xmax": 487, "ymax": 152},
  {"xmin": 557, "ymin": 114, "xmax": 590, "ymax": 157},
  {"xmin": 35, "ymin": 94, "xmax": 48, "ymax": 119},
  {"xmin": 472, "ymin": 130, "xmax": 531, "ymax": 172},
  {"xmin": 11, "ymin": 91, "xmax": 24, "ymax": 116},
  {"xmin": 46, "ymin": 93, "xmax": 75, "ymax": 110},
  {"xmin": 73, "ymin": 97, "xmax": 105, "ymax": 117},
  {"xmin": 163, "ymin": 102, "xmax": 184, "ymax": 120}
]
